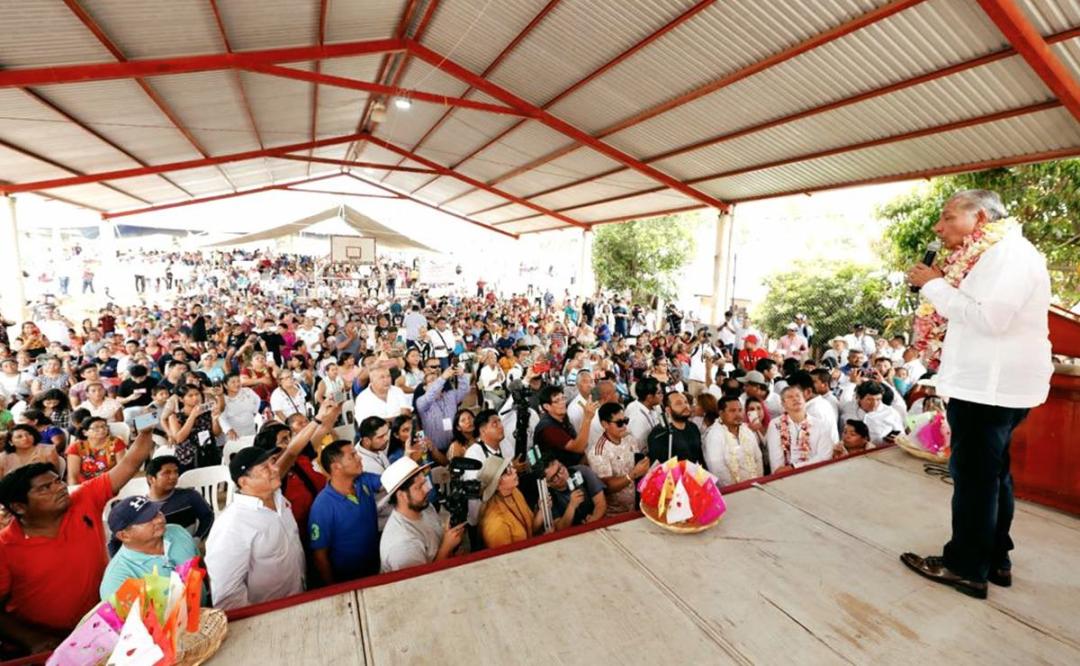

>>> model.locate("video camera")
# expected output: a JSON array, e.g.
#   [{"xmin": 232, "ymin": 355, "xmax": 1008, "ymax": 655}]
[{"xmin": 442, "ymin": 457, "xmax": 482, "ymax": 527}]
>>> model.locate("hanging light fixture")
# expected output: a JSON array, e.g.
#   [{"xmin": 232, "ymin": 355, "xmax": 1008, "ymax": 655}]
[{"xmin": 393, "ymin": 97, "xmax": 412, "ymax": 110}]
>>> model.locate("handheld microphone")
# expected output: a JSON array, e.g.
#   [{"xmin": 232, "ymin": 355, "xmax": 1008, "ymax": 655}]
[{"xmin": 909, "ymin": 240, "xmax": 942, "ymax": 293}]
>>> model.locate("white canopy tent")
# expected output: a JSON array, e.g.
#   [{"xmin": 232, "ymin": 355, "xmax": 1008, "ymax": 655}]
[{"xmin": 204, "ymin": 204, "xmax": 439, "ymax": 255}]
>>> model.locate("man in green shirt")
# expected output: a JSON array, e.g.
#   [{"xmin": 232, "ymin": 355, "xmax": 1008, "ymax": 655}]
[{"xmin": 99, "ymin": 496, "xmax": 200, "ymax": 602}]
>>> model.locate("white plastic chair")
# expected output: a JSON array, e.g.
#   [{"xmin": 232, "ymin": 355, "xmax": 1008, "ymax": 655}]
[
  {"xmin": 109, "ymin": 422, "xmax": 132, "ymax": 444},
  {"xmin": 117, "ymin": 476, "xmax": 149, "ymax": 499},
  {"xmin": 340, "ymin": 399, "xmax": 356, "ymax": 425},
  {"xmin": 221, "ymin": 435, "xmax": 255, "ymax": 467},
  {"xmin": 177, "ymin": 466, "xmax": 235, "ymax": 515},
  {"xmin": 332, "ymin": 423, "xmax": 356, "ymax": 442}
]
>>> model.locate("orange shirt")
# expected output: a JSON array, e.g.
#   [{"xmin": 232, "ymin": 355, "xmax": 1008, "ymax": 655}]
[{"xmin": 0, "ymin": 474, "xmax": 113, "ymax": 631}]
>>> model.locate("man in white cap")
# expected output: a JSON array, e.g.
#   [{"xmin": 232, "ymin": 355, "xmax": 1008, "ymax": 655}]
[{"xmin": 379, "ymin": 457, "xmax": 465, "ymax": 573}]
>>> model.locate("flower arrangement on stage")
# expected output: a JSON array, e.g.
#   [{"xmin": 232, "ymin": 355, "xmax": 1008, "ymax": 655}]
[
  {"xmin": 47, "ymin": 558, "xmax": 226, "ymax": 666},
  {"xmin": 638, "ymin": 458, "xmax": 726, "ymax": 533},
  {"xmin": 912, "ymin": 217, "xmax": 1020, "ymax": 369},
  {"xmin": 897, "ymin": 402, "xmax": 953, "ymax": 463}
]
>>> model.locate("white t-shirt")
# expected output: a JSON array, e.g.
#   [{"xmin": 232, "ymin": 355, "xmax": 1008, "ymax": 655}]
[
  {"xmin": 269, "ymin": 387, "xmax": 309, "ymax": 419},
  {"xmin": 354, "ymin": 385, "xmax": 411, "ymax": 423},
  {"xmin": 380, "ymin": 507, "xmax": 444, "ymax": 573}
]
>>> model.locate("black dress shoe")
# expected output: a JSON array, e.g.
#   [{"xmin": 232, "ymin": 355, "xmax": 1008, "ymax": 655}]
[
  {"xmin": 988, "ymin": 568, "xmax": 1012, "ymax": 587},
  {"xmin": 900, "ymin": 552, "xmax": 988, "ymax": 599}
]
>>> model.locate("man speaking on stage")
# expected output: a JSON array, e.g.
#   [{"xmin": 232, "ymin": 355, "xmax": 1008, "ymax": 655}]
[{"xmin": 900, "ymin": 189, "xmax": 1053, "ymax": 599}]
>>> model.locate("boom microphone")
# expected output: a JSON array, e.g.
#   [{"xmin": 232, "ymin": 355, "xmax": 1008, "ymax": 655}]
[{"xmin": 909, "ymin": 240, "xmax": 942, "ymax": 293}]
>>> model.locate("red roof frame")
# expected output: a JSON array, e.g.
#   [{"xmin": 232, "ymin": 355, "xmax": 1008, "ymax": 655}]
[{"xmin": 0, "ymin": 0, "xmax": 1078, "ymax": 237}]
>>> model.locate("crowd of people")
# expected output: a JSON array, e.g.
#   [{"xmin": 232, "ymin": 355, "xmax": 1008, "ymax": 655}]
[{"xmin": 0, "ymin": 247, "xmax": 937, "ymax": 656}]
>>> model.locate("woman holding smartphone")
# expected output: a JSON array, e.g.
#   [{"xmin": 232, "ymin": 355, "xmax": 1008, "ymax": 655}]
[{"xmin": 167, "ymin": 385, "xmax": 222, "ymax": 472}]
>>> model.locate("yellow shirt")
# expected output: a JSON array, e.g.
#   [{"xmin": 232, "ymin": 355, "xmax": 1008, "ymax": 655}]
[{"xmin": 479, "ymin": 489, "xmax": 534, "ymax": 549}]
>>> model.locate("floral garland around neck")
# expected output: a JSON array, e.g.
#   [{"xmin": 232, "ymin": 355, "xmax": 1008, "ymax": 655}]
[
  {"xmin": 722, "ymin": 426, "xmax": 759, "ymax": 483},
  {"xmin": 778, "ymin": 414, "xmax": 810, "ymax": 466},
  {"xmin": 912, "ymin": 217, "xmax": 1020, "ymax": 370}
]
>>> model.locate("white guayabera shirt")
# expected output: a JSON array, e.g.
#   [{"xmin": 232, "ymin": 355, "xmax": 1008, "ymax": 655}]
[{"xmin": 921, "ymin": 227, "xmax": 1052, "ymax": 409}]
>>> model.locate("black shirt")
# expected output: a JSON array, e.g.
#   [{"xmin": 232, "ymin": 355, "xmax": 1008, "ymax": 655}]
[
  {"xmin": 118, "ymin": 377, "xmax": 155, "ymax": 407},
  {"xmin": 647, "ymin": 421, "xmax": 704, "ymax": 465}
]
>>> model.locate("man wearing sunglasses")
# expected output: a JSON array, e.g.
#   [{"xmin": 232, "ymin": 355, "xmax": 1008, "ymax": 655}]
[{"xmin": 587, "ymin": 403, "xmax": 651, "ymax": 515}]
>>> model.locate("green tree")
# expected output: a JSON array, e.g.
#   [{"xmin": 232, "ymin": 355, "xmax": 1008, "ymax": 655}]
[
  {"xmin": 755, "ymin": 260, "xmax": 895, "ymax": 346},
  {"xmin": 877, "ymin": 160, "xmax": 1080, "ymax": 308},
  {"xmin": 592, "ymin": 213, "xmax": 699, "ymax": 304}
]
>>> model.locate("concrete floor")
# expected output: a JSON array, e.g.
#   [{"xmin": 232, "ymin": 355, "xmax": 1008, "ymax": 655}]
[{"xmin": 211, "ymin": 447, "xmax": 1080, "ymax": 665}]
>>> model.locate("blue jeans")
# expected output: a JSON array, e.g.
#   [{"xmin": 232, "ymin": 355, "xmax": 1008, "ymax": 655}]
[{"xmin": 942, "ymin": 398, "xmax": 1029, "ymax": 582}]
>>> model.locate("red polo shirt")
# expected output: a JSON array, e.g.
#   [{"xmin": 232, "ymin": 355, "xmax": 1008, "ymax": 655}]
[{"xmin": 0, "ymin": 474, "xmax": 113, "ymax": 631}]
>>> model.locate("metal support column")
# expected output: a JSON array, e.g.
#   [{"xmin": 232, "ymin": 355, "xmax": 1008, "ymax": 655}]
[
  {"xmin": 709, "ymin": 207, "xmax": 735, "ymax": 325},
  {"xmin": 0, "ymin": 196, "xmax": 27, "ymax": 322}
]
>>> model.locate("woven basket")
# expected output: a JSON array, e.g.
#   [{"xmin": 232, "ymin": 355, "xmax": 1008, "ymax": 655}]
[
  {"xmin": 175, "ymin": 608, "xmax": 228, "ymax": 666},
  {"xmin": 641, "ymin": 502, "xmax": 724, "ymax": 534},
  {"xmin": 896, "ymin": 435, "xmax": 949, "ymax": 465}
]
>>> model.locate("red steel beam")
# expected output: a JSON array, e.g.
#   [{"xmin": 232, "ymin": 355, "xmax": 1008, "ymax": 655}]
[
  {"xmin": 344, "ymin": 172, "xmax": 519, "ymax": 239},
  {"xmin": 397, "ymin": 0, "xmax": 565, "ymax": 192},
  {"xmin": 0, "ymin": 131, "xmax": 368, "ymax": 194},
  {"xmin": 62, "ymin": 0, "xmax": 239, "ymax": 192},
  {"xmin": 102, "ymin": 173, "xmax": 342, "ymax": 219},
  {"xmin": 243, "ymin": 63, "xmax": 530, "ymax": 116},
  {"xmin": 208, "ymin": 0, "xmax": 274, "ymax": 186},
  {"xmin": 307, "ymin": 0, "xmax": 330, "ymax": 176},
  {"xmin": 976, "ymin": 0, "xmax": 1080, "ymax": 123},
  {"xmin": 364, "ymin": 134, "xmax": 590, "ymax": 229},
  {"xmin": 407, "ymin": 42, "xmax": 730, "ymax": 212},
  {"xmin": 726, "ymin": 146, "xmax": 1080, "ymax": 204},
  {"xmin": 435, "ymin": 0, "xmax": 923, "ymax": 209},
  {"xmin": 432, "ymin": 0, "xmax": 719, "ymax": 203},
  {"xmin": 347, "ymin": 0, "xmax": 430, "ymax": 164},
  {"xmin": 276, "ymin": 154, "xmax": 441, "ymax": 174},
  {"xmin": 0, "ymin": 39, "xmax": 406, "ymax": 89},
  {"xmin": 494, "ymin": 100, "xmax": 1063, "ymax": 224},
  {"xmin": 472, "ymin": 23, "xmax": 1080, "ymax": 219},
  {"xmin": 0, "ymin": 136, "xmax": 152, "ymax": 205},
  {"xmin": 370, "ymin": 0, "xmax": 443, "ymax": 178},
  {"xmin": 517, "ymin": 204, "xmax": 708, "ymax": 235},
  {"xmin": 3, "ymin": 189, "xmax": 107, "ymax": 214}
]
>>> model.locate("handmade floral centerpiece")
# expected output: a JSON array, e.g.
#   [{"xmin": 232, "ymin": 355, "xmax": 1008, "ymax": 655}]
[{"xmin": 638, "ymin": 458, "xmax": 726, "ymax": 533}]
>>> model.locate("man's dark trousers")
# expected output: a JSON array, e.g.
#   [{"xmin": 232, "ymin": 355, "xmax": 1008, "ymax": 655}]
[{"xmin": 943, "ymin": 398, "xmax": 1029, "ymax": 582}]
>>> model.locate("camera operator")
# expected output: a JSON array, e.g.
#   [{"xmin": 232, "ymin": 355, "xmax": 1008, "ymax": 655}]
[
  {"xmin": 533, "ymin": 385, "xmax": 597, "ymax": 468},
  {"xmin": 379, "ymin": 457, "xmax": 464, "ymax": 573},
  {"xmin": 539, "ymin": 454, "xmax": 606, "ymax": 529},
  {"xmin": 686, "ymin": 328, "xmax": 718, "ymax": 398}
]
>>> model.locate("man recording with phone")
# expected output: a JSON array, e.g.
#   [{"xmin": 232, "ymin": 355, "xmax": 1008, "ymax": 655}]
[
  {"xmin": 534, "ymin": 385, "xmax": 597, "ymax": 468},
  {"xmin": 539, "ymin": 454, "xmax": 606, "ymax": 528}
]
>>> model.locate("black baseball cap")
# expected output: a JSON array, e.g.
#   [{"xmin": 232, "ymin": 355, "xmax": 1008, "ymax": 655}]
[{"xmin": 229, "ymin": 446, "xmax": 276, "ymax": 484}]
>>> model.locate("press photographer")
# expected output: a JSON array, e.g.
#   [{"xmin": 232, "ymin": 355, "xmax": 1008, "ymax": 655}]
[{"xmin": 379, "ymin": 457, "xmax": 465, "ymax": 573}]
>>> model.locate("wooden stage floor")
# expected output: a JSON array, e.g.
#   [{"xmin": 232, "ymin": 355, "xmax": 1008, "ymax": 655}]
[{"xmin": 209, "ymin": 448, "xmax": 1080, "ymax": 665}]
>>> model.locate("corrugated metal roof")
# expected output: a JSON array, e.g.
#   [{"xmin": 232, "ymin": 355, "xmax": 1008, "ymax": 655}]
[
  {"xmin": 78, "ymin": 0, "xmax": 221, "ymax": 60},
  {"xmin": 604, "ymin": 0, "xmax": 1009, "ymax": 160},
  {"xmin": 0, "ymin": 0, "xmax": 114, "ymax": 67},
  {"xmin": 30, "ymin": 78, "xmax": 204, "ymax": 165},
  {"xmin": 215, "ymin": 0, "xmax": 319, "ymax": 51},
  {"xmin": 652, "ymin": 56, "xmax": 1053, "ymax": 181},
  {"xmin": 325, "ymin": 0, "xmax": 402, "ymax": 44},
  {"xmin": 1018, "ymin": 0, "xmax": 1080, "ymax": 33},
  {"xmin": 700, "ymin": 106, "xmax": 1080, "ymax": 200},
  {"xmin": 143, "ymin": 71, "xmax": 261, "ymax": 156},
  {"xmin": 2, "ymin": 0, "xmax": 1080, "ymax": 235}
]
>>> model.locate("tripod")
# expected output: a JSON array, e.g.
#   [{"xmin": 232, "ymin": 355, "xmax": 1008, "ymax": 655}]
[{"xmin": 535, "ymin": 477, "xmax": 554, "ymax": 534}]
